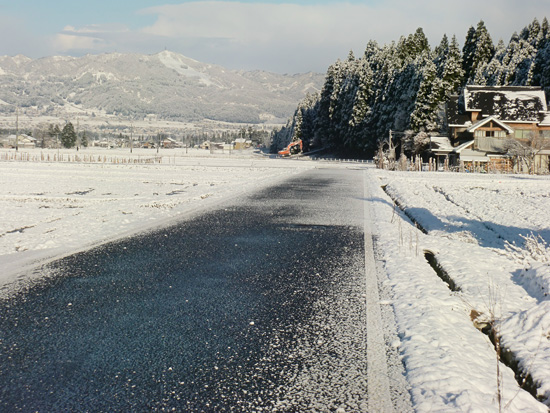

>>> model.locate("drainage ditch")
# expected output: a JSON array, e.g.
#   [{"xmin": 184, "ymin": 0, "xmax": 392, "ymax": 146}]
[
  {"xmin": 487, "ymin": 327, "xmax": 540, "ymax": 402},
  {"xmin": 423, "ymin": 251, "xmax": 461, "ymax": 292},
  {"xmin": 423, "ymin": 249, "xmax": 541, "ymax": 403},
  {"xmin": 382, "ymin": 183, "xmax": 543, "ymax": 403},
  {"xmin": 381, "ymin": 185, "xmax": 428, "ymax": 234}
]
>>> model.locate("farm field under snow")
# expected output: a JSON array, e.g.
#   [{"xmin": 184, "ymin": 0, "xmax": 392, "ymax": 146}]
[
  {"xmin": 0, "ymin": 148, "xmax": 317, "ymax": 288},
  {"xmin": 2, "ymin": 148, "xmax": 550, "ymax": 411},
  {"xmin": 367, "ymin": 169, "xmax": 550, "ymax": 411}
]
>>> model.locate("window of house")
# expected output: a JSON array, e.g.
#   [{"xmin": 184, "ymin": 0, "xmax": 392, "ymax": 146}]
[
  {"xmin": 474, "ymin": 130, "xmax": 506, "ymax": 138},
  {"xmin": 515, "ymin": 129, "xmax": 532, "ymax": 139}
]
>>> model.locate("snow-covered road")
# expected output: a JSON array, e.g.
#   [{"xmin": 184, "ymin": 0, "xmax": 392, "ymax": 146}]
[
  {"xmin": 0, "ymin": 165, "xmax": 411, "ymax": 411},
  {"xmin": 2, "ymin": 148, "xmax": 550, "ymax": 411}
]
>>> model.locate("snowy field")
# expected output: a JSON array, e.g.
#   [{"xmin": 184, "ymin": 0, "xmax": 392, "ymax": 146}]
[
  {"xmin": 2, "ymin": 148, "xmax": 550, "ymax": 411},
  {"xmin": 367, "ymin": 169, "xmax": 550, "ymax": 411},
  {"xmin": 0, "ymin": 147, "xmax": 317, "ymax": 288}
]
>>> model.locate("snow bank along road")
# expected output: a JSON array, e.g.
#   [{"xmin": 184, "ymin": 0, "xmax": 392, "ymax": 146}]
[
  {"xmin": 369, "ymin": 170, "xmax": 550, "ymax": 411},
  {"xmin": 0, "ymin": 166, "xmax": 411, "ymax": 411}
]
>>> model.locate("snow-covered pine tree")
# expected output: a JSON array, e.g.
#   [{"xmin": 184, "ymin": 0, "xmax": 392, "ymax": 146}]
[
  {"xmin": 410, "ymin": 59, "xmax": 443, "ymax": 132},
  {"xmin": 462, "ymin": 26, "xmax": 477, "ymax": 84},
  {"xmin": 315, "ymin": 62, "xmax": 339, "ymax": 148},
  {"xmin": 81, "ymin": 130, "xmax": 89, "ymax": 147},
  {"xmin": 434, "ymin": 34, "xmax": 450, "ymax": 78},
  {"xmin": 531, "ymin": 18, "xmax": 550, "ymax": 97},
  {"xmin": 463, "ymin": 21, "xmax": 495, "ymax": 85},
  {"xmin": 499, "ymin": 32, "xmax": 537, "ymax": 85},
  {"xmin": 483, "ymin": 39, "xmax": 507, "ymax": 86},
  {"xmin": 343, "ymin": 58, "xmax": 374, "ymax": 151},
  {"xmin": 60, "ymin": 122, "xmax": 77, "ymax": 148},
  {"xmin": 521, "ymin": 18, "xmax": 544, "ymax": 49},
  {"xmin": 326, "ymin": 59, "xmax": 354, "ymax": 149},
  {"xmin": 542, "ymin": 17, "xmax": 550, "ymax": 41},
  {"xmin": 363, "ymin": 40, "xmax": 380, "ymax": 64},
  {"xmin": 473, "ymin": 21, "xmax": 495, "ymax": 84},
  {"xmin": 446, "ymin": 35, "xmax": 465, "ymax": 93},
  {"xmin": 349, "ymin": 60, "xmax": 373, "ymax": 129},
  {"xmin": 533, "ymin": 35, "xmax": 550, "ymax": 101},
  {"xmin": 412, "ymin": 28, "xmax": 430, "ymax": 59},
  {"xmin": 299, "ymin": 93, "xmax": 320, "ymax": 151},
  {"xmin": 293, "ymin": 110, "xmax": 304, "ymax": 142}
]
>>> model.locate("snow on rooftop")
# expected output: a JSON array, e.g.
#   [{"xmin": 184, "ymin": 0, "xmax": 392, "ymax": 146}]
[
  {"xmin": 429, "ymin": 136, "xmax": 453, "ymax": 152},
  {"xmin": 464, "ymin": 86, "xmax": 548, "ymax": 119},
  {"xmin": 541, "ymin": 112, "xmax": 550, "ymax": 126}
]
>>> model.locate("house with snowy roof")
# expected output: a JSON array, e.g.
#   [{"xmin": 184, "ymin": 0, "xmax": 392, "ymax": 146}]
[
  {"xmin": 445, "ymin": 86, "xmax": 550, "ymax": 173},
  {"xmin": 0, "ymin": 134, "xmax": 36, "ymax": 149}
]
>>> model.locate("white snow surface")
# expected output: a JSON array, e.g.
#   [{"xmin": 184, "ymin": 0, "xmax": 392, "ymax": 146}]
[
  {"xmin": 0, "ymin": 148, "xmax": 315, "ymax": 289},
  {"xmin": 367, "ymin": 169, "xmax": 550, "ymax": 411},
  {"xmin": 3, "ymin": 151, "xmax": 550, "ymax": 411},
  {"xmin": 157, "ymin": 50, "xmax": 216, "ymax": 86}
]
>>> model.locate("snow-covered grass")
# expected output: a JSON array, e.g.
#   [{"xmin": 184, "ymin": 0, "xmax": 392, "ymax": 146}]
[
  {"xmin": 0, "ymin": 147, "xmax": 316, "ymax": 288},
  {"xmin": 368, "ymin": 169, "xmax": 550, "ymax": 411}
]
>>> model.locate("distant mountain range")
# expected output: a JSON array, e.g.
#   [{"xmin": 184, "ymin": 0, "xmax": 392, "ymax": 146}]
[{"xmin": 0, "ymin": 51, "xmax": 324, "ymax": 124}]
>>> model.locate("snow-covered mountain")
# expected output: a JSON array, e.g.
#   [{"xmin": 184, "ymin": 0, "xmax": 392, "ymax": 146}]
[{"xmin": 0, "ymin": 51, "xmax": 324, "ymax": 124}]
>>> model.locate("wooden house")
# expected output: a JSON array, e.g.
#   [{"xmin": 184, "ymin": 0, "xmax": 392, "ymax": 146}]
[{"xmin": 445, "ymin": 86, "xmax": 550, "ymax": 172}]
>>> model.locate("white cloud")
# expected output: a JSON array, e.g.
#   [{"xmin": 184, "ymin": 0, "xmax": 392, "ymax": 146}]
[
  {"xmin": 62, "ymin": 24, "xmax": 129, "ymax": 35},
  {"xmin": 50, "ymin": 24, "xmax": 135, "ymax": 56},
  {"xmin": 3, "ymin": 0, "xmax": 546, "ymax": 73},
  {"xmin": 134, "ymin": 0, "xmax": 548, "ymax": 72},
  {"xmin": 53, "ymin": 33, "xmax": 110, "ymax": 53}
]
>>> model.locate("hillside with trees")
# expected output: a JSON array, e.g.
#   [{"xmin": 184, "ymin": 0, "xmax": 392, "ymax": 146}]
[
  {"xmin": 0, "ymin": 51, "xmax": 324, "ymax": 125},
  {"xmin": 271, "ymin": 18, "xmax": 550, "ymax": 157}
]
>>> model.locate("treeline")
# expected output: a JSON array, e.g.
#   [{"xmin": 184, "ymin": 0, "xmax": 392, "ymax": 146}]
[{"xmin": 271, "ymin": 18, "xmax": 550, "ymax": 157}]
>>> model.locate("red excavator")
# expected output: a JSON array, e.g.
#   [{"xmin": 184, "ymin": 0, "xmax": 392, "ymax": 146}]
[{"xmin": 278, "ymin": 139, "xmax": 303, "ymax": 157}]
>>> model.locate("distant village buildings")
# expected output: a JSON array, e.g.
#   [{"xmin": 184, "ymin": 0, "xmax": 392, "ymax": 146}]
[{"xmin": 0, "ymin": 134, "xmax": 37, "ymax": 149}]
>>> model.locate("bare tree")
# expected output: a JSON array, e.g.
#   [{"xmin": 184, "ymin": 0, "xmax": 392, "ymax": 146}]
[
  {"xmin": 413, "ymin": 132, "xmax": 431, "ymax": 155},
  {"xmin": 505, "ymin": 132, "xmax": 550, "ymax": 174}
]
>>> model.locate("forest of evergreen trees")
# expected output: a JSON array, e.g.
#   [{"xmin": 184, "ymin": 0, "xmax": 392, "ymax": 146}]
[{"xmin": 271, "ymin": 18, "xmax": 550, "ymax": 158}]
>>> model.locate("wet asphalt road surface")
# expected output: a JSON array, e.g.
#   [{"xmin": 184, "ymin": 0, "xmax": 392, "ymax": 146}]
[{"xmin": 0, "ymin": 168, "xmax": 381, "ymax": 411}]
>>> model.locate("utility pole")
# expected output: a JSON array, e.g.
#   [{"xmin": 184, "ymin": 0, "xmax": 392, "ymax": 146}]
[
  {"xmin": 130, "ymin": 122, "xmax": 133, "ymax": 153},
  {"xmin": 388, "ymin": 129, "xmax": 395, "ymax": 162},
  {"xmin": 15, "ymin": 106, "xmax": 19, "ymax": 151},
  {"xmin": 76, "ymin": 118, "xmax": 80, "ymax": 151},
  {"xmin": 157, "ymin": 131, "xmax": 160, "ymax": 154}
]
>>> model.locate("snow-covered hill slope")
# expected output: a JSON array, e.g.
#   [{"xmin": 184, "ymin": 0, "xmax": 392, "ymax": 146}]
[{"xmin": 0, "ymin": 51, "xmax": 323, "ymax": 124}]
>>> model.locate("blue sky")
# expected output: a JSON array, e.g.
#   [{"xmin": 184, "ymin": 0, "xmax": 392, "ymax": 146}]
[{"xmin": 0, "ymin": 0, "xmax": 548, "ymax": 73}]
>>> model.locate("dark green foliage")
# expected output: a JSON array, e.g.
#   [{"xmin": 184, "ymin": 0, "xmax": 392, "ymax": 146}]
[
  {"xmin": 462, "ymin": 21, "xmax": 495, "ymax": 85},
  {"xmin": 410, "ymin": 59, "xmax": 442, "ymax": 132},
  {"xmin": 60, "ymin": 122, "xmax": 77, "ymax": 148},
  {"xmin": 81, "ymin": 131, "xmax": 89, "ymax": 147}
]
